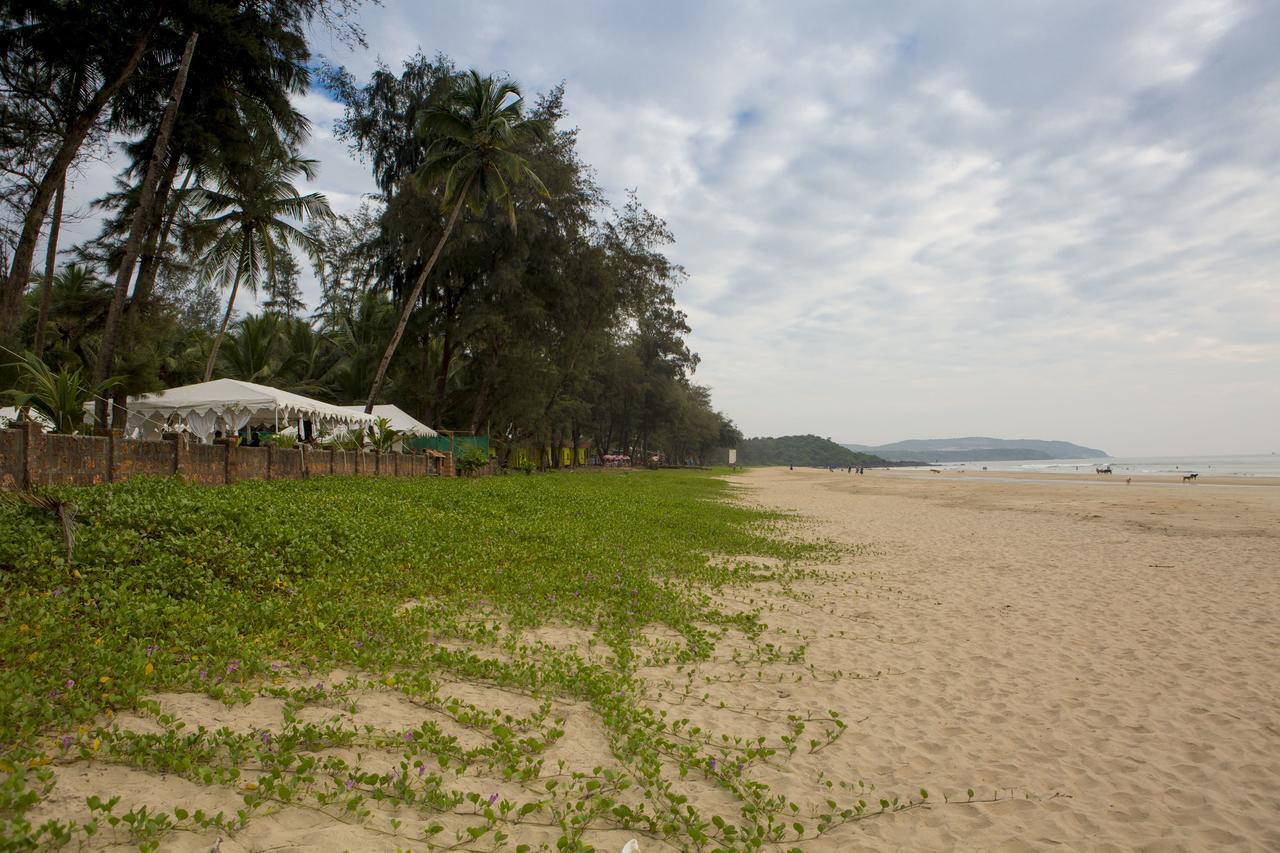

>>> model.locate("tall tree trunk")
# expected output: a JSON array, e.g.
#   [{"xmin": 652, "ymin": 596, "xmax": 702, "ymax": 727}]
[
  {"xmin": 204, "ymin": 266, "xmax": 244, "ymax": 381},
  {"xmin": 417, "ymin": 331, "xmax": 432, "ymax": 423},
  {"xmin": 0, "ymin": 17, "xmax": 158, "ymax": 339},
  {"xmin": 432, "ymin": 328, "xmax": 454, "ymax": 430},
  {"xmin": 111, "ymin": 386, "xmax": 129, "ymax": 437},
  {"xmin": 129, "ymin": 157, "xmax": 188, "ymax": 310},
  {"xmin": 31, "ymin": 176, "xmax": 66, "ymax": 359},
  {"xmin": 468, "ymin": 371, "xmax": 492, "ymax": 434},
  {"xmin": 364, "ymin": 176, "xmax": 472, "ymax": 413},
  {"xmin": 94, "ymin": 31, "xmax": 199, "ymax": 429}
]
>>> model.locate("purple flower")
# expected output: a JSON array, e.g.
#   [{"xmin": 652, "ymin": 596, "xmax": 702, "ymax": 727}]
[
  {"xmin": 65, "ymin": 679, "xmax": 75, "ymax": 689},
  {"xmin": 60, "ymin": 735, "xmax": 73, "ymax": 749},
  {"xmin": 260, "ymin": 732, "xmax": 271, "ymax": 746},
  {"xmin": 488, "ymin": 793, "xmax": 498, "ymax": 807},
  {"xmin": 199, "ymin": 670, "xmax": 208, "ymax": 680},
  {"xmin": 145, "ymin": 645, "xmax": 157, "ymax": 658},
  {"xmin": 403, "ymin": 731, "xmax": 415, "ymax": 742},
  {"xmin": 226, "ymin": 660, "xmax": 239, "ymax": 674},
  {"xmin": 416, "ymin": 763, "xmax": 425, "ymax": 776},
  {"xmin": 345, "ymin": 778, "xmax": 356, "ymax": 790},
  {"xmin": 49, "ymin": 689, "xmax": 60, "ymax": 700},
  {"xmin": 709, "ymin": 759, "xmax": 717, "ymax": 770},
  {"xmin": 270, "ymin": 662, "xmax": 281, "ymax": 672}
]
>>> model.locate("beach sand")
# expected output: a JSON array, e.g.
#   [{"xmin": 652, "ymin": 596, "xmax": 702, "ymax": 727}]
[
  {"xmin": 30, "ymin": 467, "xmax": 1280, "ymax": 850},
  {"xmin": 719, "ymin": 466, "xmax": 1280, "ymax": 850}
]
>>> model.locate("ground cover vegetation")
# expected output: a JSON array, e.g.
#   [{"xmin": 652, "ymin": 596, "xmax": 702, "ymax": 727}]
[
  {"xmin": 0, "ymin": 470, "xmax": 949, "ymax": 850},
  {"xmin": 1, "ymin": 0, "xmax": 739, "ymax": 464}
]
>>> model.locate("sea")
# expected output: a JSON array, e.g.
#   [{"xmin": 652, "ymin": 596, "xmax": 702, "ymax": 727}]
[{"xmin": 924, "ymin": 454, "xmax": 1280, "ymax": 478}]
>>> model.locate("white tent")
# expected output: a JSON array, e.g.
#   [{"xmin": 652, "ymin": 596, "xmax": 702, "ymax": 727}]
[
  {"xmin": 128, "ymin": 378, "xmax": 375, "ymax": 443},
  {"xmin": 338, "ymin": 404, "xmax": 438, "ymax": 438}
]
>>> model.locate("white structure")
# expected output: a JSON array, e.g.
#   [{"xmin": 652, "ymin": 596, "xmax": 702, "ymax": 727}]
[
  {"xmin": 339, "ymin": 404, "xmax": 437, "ymax": 452},
  {"xmin": 128, "ymin": 378, "xmax": 374, "ymax": 443},
  {"xmin": 0, "ymin": 406, "xmax": 53, "ymax": 429},
  {"xmin": 338, "ymin": 404, "xmax": 438, "ymax": 438}
]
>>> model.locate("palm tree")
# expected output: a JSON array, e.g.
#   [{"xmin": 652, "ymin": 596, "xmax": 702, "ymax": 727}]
[
  {"xmin": 5, "ymin": 351, "xmax": 121, "ymax": 435},
  {"xmin": 190, "ymin": 147, "xmax": 331, "ymax": 382},
  {"xmin": 363, "ymin": 70, "xmax": 548, "ymax": 413},
  {"xmin": 219, "ymin": 312, "xmax": 283, "ymax": 383}
]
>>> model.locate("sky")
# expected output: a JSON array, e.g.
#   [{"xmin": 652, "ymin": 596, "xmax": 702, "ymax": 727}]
[{"xmin": 63, "ymin": 0, "xmax": 1280, "ymax": 456}]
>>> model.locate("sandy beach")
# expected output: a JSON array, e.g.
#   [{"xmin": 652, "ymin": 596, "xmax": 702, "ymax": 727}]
[
  {"xmin": 26, "ymin": 467, "xmax": 1280, "ymax": 851},
  {"xmin": 721, "ymin": 466, "xmax": 1280, "ymax": 850}
]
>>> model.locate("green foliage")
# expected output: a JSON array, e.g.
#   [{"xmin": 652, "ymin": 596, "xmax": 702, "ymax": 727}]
[
  {"xmin": 3, "ymin": 351, "xmax": 121, "ymax": 434},
  {"xmin": 454, "ymin": 445, "xmax": 489, "ymax": 474},
  {"xmin": 738, "ymin": 435, "xmax": 890, "ymax": 468},
  {"xmin": 262, "ymin": 432, "xmax": 297, "ymax": 449},
  {"xmin": 365, "ymin": 416, "xmax": 401, "ymax": 453},
  {"xmin": 0, "ymin": 472, "xmax": 934, "ymax": 849}
]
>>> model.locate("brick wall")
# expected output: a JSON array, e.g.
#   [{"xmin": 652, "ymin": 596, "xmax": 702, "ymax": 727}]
[{"xmin": 0, "ymin": 423, "xmax": 456, "ymax": 490}]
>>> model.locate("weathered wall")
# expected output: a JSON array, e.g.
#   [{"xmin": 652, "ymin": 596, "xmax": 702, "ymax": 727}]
[
  {"xmin": 182, "ymin": 444, "xmax": 225, "ymax": 485},
  {"xmin": 331, "ymin": 452, "xmax": 356, "ymax": 476},
  {"xmin": 0, "ymin": 429, "xmax": 22, "ymax": 491},
  {"xmin": 1, "ymin": 423, "xmax": 456, "ymax": 490},
  {"xmin": 269, "ymin": 447, "xmax": 303, "ymax": 480},
  {"xmin": 228, "ymin": 446, "xmax": 268, "ymax": 483},
  {"xmin": 114, "ymin": 438, "xmax": 176, "ymax": 482},
  {"xmin": 31, "ymin": 432, "xmax": 110, "ymax": 487}
]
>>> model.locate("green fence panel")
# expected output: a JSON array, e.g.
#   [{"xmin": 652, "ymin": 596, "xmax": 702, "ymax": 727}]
[{"xmin": 409, "ymin": 435, "xmax": 490, "ymax": 457}]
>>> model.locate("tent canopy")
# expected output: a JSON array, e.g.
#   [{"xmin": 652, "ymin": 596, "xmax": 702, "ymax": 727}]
[
  {"xmin": 128, "ymin": 378, "xmax": 374, "ymax": 442},
  {"xmin": 338, "ymin": 404, "xmax": 438, "ymax": 438}
]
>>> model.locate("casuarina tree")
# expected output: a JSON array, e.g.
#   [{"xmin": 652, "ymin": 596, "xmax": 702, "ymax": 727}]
[{"xmin": 362, "ymin": 70, "xmax": 548, "ymax": 414}]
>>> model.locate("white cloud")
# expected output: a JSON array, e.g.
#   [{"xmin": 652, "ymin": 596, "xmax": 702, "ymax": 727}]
[{"xmin": 45, "ymin": 0, "xmax": 1280, "ymax": 455}]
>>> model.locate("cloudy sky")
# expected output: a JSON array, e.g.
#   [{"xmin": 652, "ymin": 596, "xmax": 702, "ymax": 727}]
[{"xmin": 67, "ymin": 1, "xmax": 1280, "ymax": 455}]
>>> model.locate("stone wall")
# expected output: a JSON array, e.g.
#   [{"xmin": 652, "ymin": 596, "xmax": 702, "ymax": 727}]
[
  {"xmin": 114, "ymin": 438, "xmax": 177, "ymax": 481},
  {"xmin": 0, "ymin": 422, "xmax": 453, "ymax": 490},
  {"xmin": 0, "ymin": 429, "xmax": 23, "ymax": 491},
  {"xmin": 228, "ymin": 446, "xmax": 269, "ymax": 483},
  {"xmin": 32, "ymin": 432, "xmax": 110, "ymax": 487}
]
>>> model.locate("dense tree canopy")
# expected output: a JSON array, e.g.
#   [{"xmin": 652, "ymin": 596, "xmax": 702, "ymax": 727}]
[{"xmin": 1, "ymin": 12, "xmax": 739, "ymax": 466}]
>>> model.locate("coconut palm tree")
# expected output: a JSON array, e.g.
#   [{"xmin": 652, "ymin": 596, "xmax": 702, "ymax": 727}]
[
  {"xmin": 189, "ymin": 146, "xmax": 331, "ymax": 381},
  {"xmin": 362, "ymin": 69, "xmax": 548, "ymax": 413}
]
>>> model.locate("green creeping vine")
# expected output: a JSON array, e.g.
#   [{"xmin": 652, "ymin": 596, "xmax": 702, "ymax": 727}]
[{"xmin": 1, "ymin": 471, "xmax": 959, "ymax": 850}]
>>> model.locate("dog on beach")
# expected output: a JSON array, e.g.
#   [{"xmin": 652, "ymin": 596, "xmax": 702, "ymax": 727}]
[{"xmin": 1182, "ymin": 472, "xmax": 1199, "ymax": 482}]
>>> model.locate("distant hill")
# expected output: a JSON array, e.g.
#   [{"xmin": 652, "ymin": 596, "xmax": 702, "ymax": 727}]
[
  {"xmin": 739, "ymin": 435, "xmax": 895, "ymax": 467},
  {"xmin": 841, "ymin": 437, "xmax": 1107, "ymax": 463}
]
